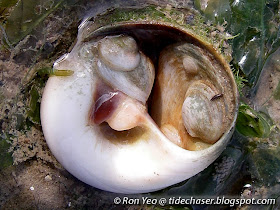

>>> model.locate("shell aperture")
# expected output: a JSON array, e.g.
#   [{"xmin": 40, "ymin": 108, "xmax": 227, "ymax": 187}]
[{"xmin": 41, "ymin": 21, "xmax": 238, "ymax": 193}]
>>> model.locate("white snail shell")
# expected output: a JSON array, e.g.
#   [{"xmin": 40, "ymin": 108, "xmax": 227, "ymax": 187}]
[{"xmin": 41, "ymin": 21, "xmax": 238, "ymax": 193}]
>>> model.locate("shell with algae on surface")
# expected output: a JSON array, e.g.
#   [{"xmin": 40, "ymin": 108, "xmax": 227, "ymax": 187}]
[{"xmin": 40, "ymin": 6, "xmax": 239, "ymax": 194}]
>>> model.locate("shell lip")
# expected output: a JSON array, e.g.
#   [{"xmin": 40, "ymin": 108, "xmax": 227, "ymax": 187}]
[
  {"xmin": 83, "ymin": 20, "xmax": 204, "ymax": 45},
  {"xmin": 82, "ymin": 20, "xmax": 232, "ymax": 71}
]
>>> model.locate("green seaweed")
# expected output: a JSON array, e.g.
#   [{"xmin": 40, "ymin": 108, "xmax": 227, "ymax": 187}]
[
  {"xmin": 195, "ymin": 0, "xmax": 280, "ymax": 88},
  {"xmin": 274, "ymin": 80, "xmax": 280, "ymax": 100},
  {"xmin": 37, "ymin": 66, "xmax": 74, "ymax": 76},
  {"xmin": 229, "ymin": 0, "xmax": 280, "ymax": 87},
  {"xmin": 232, "ymin": 67, "xmax": 248, "ymax": 95},
  {"xmin": 0, "ymin": 0, "xmax": 18, "ymax": 23},
  {"xmin": 3, "ymin": 0, "xmax": 65, "ymax": 45},
  {"xmin": 194, "ymin": 0, "xmax": 231, "ymax": 23},
  {"xmin": 236, "ymin": 103, "xmax": 272, "ymax": 138},
  {"xmin": 24, "ymin": 64, "xmax": 74, "ymax": 125},
  {"xmin": 0, "ymin": 0, "xmax": 18, "ymax": 8},
  {"xmin": 0, "ymin": 135, "xmax": 13, "ymax": 170},
  {"xmin": 26, "ymin": 85, "xmax": 41, "ymax": 125}
]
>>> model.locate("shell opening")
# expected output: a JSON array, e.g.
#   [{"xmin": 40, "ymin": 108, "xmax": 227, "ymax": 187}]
[{"xmin": 85, "ymin": 24, "xmax": 237, "ymax": 151}]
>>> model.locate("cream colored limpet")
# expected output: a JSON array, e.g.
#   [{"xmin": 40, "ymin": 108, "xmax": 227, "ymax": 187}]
[
  {"xmin": 182, "ymin": 80, "xmax": 225, "ymax": 144},
  {"xmin": 98, "ymin": 35, "xmax": 141, "ymax": 72},
  {"xmin": 94, "ymin": 35, "xmax": 155, "ymax": 104}
]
